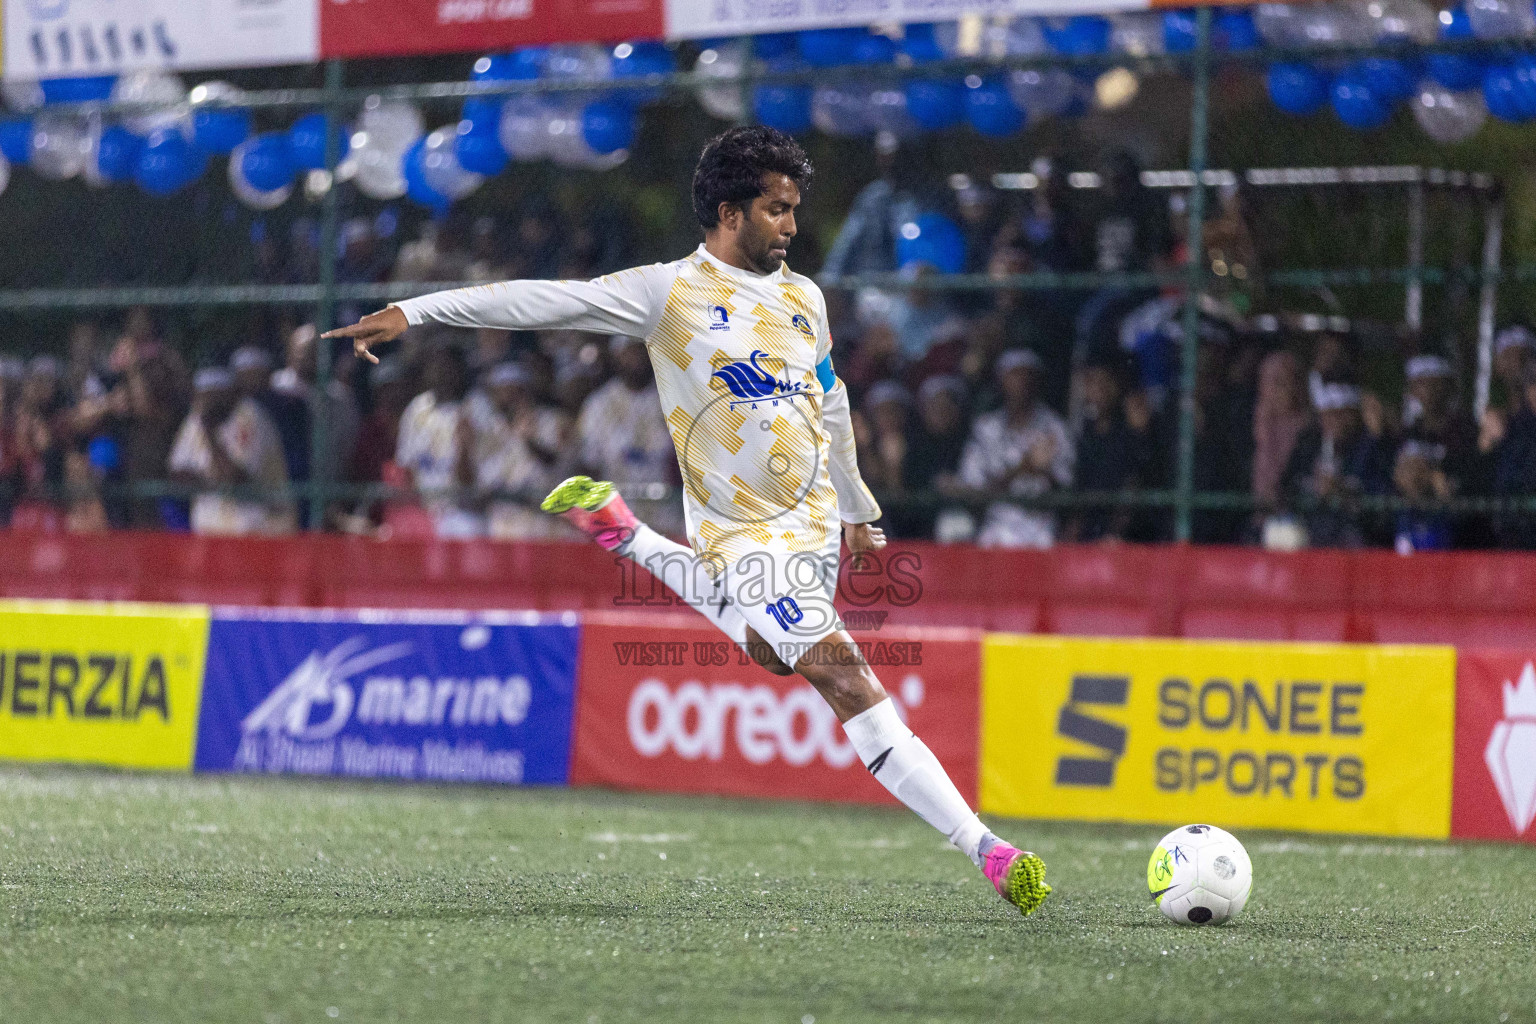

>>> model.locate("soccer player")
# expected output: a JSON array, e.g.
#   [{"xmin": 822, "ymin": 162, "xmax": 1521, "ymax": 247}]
[{"xmin": 324, "ymin": 126, "xmax": 1050, "ymax": 916}]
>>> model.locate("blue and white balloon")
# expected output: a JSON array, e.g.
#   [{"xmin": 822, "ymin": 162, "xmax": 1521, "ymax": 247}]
[
  {"xmin": 112, "ymin": 70, "xmax": 189, "ymax": 137},
  {"xmin": 288, "ymin": 112, "xmax": 350, "ymax": 171},
  {"xmin": 1267, "ymin": 62, "xmax": 1330, "ymax": 115},
  {"xmin": 498, "ymin": 95, "xmax": 554, "ymax": 160},
  {"xmin": 1466, "ymin": 0, "xmax": 1536, "ymax": 39},
  {"xmin": 1427, "ymin": 4, "xmax": 1484, "ymax": 90},
  {"xmin": 420, "ymin": 124, "xmax": 483, "ymax": 201},
  {"xmin": 904, "ymin": 79, "xmax": 965, "ymax": 130},
  {"xmin": 812, "ymin": 85, "xmax": 872, "ymax": 136},
  {"xmin": 1007, "ymin": 68, "xmax": 1078, "ymax": 119},
  {"xmin": 1112, "ymin": 12, "xmax": 1167, "ymax": 56},
  {"xmin": 227, "ymin": 136, "xmax": 292, "ymax": 209},
  {"xmin": 611, "ymin": 40, "xmax": 674, "ymax": 106},
  {"xmin": 1331, "ymin": 71, "xmax": 1393, "ymax": 129},
  {"xmin": 1412, "ymin": 83, "xmax": 1488, "ymax": 141},
  {"xmin": 190, "ymin": 82, "xmax": 251, "ymax": 155},
  {"xmin": 965, "ymin": 77, "xmax": 1024, "ymax": 136},
  {"xmin": 236, "ymin": 132, "xmax": 295, "ymax": 192},
  {"xmin": 135, "ymin": 127, "xmax": 204, "ymax": 196},
  {"xmin": 29, "ymin": 113, "xmax": 87, "ymax": 180},
  {"xmin": 40, "ymin": 76, "xmax": 116, "ymax": 104},
  {"xmin": 455, "ymin": 119, "xmax": 509, "ymax": 176},
  {"xmin": 83, "ymin": 123, "xmax": 140, "ymax": 186},
  {"xmin": 695, "ymin": 41, "xmax": 748, "ymax": 121},
  {"xmin": 897, "ymin": 213, "xmax": 966, "ymax": 274},
  {"xmin": 581, "ymin": 99, "xmax": 637, "ymax": 153}
]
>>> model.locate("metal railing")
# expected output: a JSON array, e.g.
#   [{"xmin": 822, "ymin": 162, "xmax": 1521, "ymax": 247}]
[{"xmin": 3, "ymin": 16, "xmax": 1534, "ymax": 543}]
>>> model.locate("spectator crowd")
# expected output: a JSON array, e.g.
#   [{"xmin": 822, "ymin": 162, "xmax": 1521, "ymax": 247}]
[{"xmin": 1, "ymin": 155, "xmax": 1533, "ymax": 553}]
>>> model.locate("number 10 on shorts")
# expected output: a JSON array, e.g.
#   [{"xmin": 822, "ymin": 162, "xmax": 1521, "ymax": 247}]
[{"xmin": 765, "ymin": 597, "xmax": 803, "ymax": 630}]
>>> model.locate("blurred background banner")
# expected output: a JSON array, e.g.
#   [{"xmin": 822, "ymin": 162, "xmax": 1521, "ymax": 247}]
[
  {"xmin": 665, "ymin": 0, "xmax": 1189, "ymax": 39},
  {"xmin": 1452, "ymin": 650, "xmax": 1536, "ymax": 843},
  {"xmin": 0, "ymin": 599, "xmax": 210, "ymax": 771},
  {"xmin": 1, "ymin": 0, "xmax": 319, "ymax": 80},
  {"xmin": 319, "ymin": 0, "xmax": 663, "ymax": 60},
  {"xmin": 570, "ymin": 613, "xmax": 981, "ymax": 805},
  {"xmin": 192, "ymin": 609, "xmax": 579, "ymax": 785}
]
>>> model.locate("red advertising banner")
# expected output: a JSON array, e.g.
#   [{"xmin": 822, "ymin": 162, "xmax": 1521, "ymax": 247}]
[
  {"xmin": 320, "ymin": 0, "xmax": 664, "ymax": 60},
  {"xmin": 571, "ymin": 612, "xmax": 980, "ymax": 806},
  {"xmin": 1453, "ymin": 650, "xmax": 1536, "ymax": 842}
]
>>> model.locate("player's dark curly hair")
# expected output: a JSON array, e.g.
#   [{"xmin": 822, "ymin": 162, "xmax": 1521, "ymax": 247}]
[{"xmin": 691, "ymin": 126, "xmax": 813, "ymax": 230}]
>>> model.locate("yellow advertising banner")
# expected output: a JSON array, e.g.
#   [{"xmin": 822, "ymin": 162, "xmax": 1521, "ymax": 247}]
[
  {"xmin": 0, "ymin": 600, "xmax": 210, "ymax": 770},
  {"xmin": 981, "ymin": 635, "xmax": 1456, "ymax": 838}
]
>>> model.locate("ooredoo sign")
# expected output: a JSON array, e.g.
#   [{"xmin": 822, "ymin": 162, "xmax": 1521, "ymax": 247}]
[{"xmin": 571, "ymin": 614, "xmax": 980, "ymax": 805}]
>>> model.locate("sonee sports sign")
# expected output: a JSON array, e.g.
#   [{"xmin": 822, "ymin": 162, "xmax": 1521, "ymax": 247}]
[{"xmin": 980, "ymin": 635, "xmax": 1455, "ymax": 838}]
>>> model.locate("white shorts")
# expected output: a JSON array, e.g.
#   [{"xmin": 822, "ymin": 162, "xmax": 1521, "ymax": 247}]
[{"xmin": 711, "ymin": 531, "xmax": 844, "ymax": 668}]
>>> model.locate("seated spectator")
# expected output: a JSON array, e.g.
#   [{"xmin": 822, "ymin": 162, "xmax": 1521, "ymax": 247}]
[
  {"xmin": 1402, "ymin": 354, "xmax": 1480, "ymax": 497},
  {"xmin": 63, "ymin": 446, "xmax": 108, "ymax": 533},
  {"xmin": 10, "ymin": 357, "xmax": 69, "ymax": 523},
  {"xmin": 1065, "ymin": 356, "xmax": 1157, "ymax": 543},
  {"xmin": 231, "ymin": 345, "xmax": 309, "ymax": 487},
  {"xmin": 167, "ymin": 368, "xmax": 296, "ymax": 536},
  {"xmin": 1493, "ymin": 326, "xmax": 1533, "ymax": 416},
  {"xmin": 107, "ymin": 336, "xmax": 190, "ymax": 529},
  {"xmin": 273, "ymin": 324, "xmax": 360, "ymax": 493},
  {"xmin": 951, "ymin": 349, "xmax": 1074, "ymax": 548},
  {"xmin": 350, "ymin": 359, "xmax": 414, "ymax": 489},
  {"xmin": 394, "ymin": 344, "xmax": 483, "ymax": 538},
  {"xmin": 1486, "ymin": 360, "xmax": 1536, "ymax": 548},
  {"xmin": 1392, "ymin": 440, "xmax": 1454, "ymax": 553},
  {"xmin": 901, "ymin": 375, "xmax": 972, "ymax": 539},
  {"xmin": 855, "ymin": 381, "xmax": 910, "ymax": 496},
  {"xmin": 1280, "ymin": 384, "xmax": 1393, "ymax": 549},
  {"xmin": 1251, "ymin": 351, "xmax": 1311, "ymax": 512},
  {"xmin": 576, "ymin": 336, "xmax": 682, "ymax": 536},
  {"xmin": 477, "ymin": 362, "xmax": 574, "ymax": 540}
]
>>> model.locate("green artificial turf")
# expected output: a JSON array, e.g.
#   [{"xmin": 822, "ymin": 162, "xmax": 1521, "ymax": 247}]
[{"xmin": 1, "ymin": 765, "xmax": 1534, "ymax": 1023}]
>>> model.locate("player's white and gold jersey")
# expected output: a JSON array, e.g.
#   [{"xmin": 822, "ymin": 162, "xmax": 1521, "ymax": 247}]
[{"xmin": 394, "ymin": 245, "xmax": 879, "ymax": 572}]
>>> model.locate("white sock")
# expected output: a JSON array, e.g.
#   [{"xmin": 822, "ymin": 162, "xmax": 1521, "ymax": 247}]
[
  {"xmin": 626, "ymin": 524, "xmax": 751, "ymax": 653},
  {"xmin": 842, "ymin": 698, "xmax": 993, "ymax": 867}
]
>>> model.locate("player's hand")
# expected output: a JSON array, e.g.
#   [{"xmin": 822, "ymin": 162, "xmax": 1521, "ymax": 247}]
[
  {"xmin": 322, "ymin": 305, "xmax": 409, "ymax": 364},
  {"xmin": 844, "ymin": 522, "xmax": 886, "ymax": 554}
]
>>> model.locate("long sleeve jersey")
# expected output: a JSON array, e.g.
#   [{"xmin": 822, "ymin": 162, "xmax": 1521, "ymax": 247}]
[{"xmin": 395, "ymin": 244, "xmax": 880, "ymax": 569}]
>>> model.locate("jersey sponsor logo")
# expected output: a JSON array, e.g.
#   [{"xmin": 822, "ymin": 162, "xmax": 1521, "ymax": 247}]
[
  {"xmin": 708, "ymin": 305, "xmax": 730, "ymax": 331},
  {"xmin": 791, "ymin": 314, "xmax": 814, "ymax": 339},
  {"xmin": 710, "ymin": 349, "xmax": 811, "ymax": 409}
]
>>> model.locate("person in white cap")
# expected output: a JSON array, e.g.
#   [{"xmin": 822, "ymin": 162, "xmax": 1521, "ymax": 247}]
[
  {"xmin": 477, "ymin": 361, "xmax": 574, "ymax": 540},
  {"xmin": 954, "ymin": 347, "xmax": 1074, "ymax": 548},
  {"xmin": 1280, "ymin": 383, "xmax": 1394, "ymax": 547},
  {"xmin": 573, "ymin": 334, "xmax": 683, "ymax": 537},
  {"xmin": 166, "ymin": 367, "xmax": 295, "ymax": 536},
  {"xmin": 1403, "ymin": 352, "xmax": 1480, "ymax": 500}
]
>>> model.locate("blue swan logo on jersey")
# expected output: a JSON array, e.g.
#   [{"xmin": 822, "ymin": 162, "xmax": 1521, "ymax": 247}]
[
  {"xmin": 791, "ymin": 314, "xmax": 814, "ymax": 339},
  {"xmin": 708, "ymin": 305, "xmax": 730, "ymax": 331},
  {"xmin": 711, "ymin": 350, "xmax": 810, "ymax": 409}
]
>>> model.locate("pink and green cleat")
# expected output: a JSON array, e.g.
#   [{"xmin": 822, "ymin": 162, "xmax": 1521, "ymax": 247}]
[
  {"xmin": 541, "ymin": 475, "xmax": 639, "ymax": 553},
  {"xmin": 983, "ymin": 842, "xmax": 1052, "ymax": 917}
]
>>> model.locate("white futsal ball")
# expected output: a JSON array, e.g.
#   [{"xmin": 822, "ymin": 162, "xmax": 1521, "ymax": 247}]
[{"xmin": 1146, "ymin": 824, "xmax": 1253, "ymax": 926}]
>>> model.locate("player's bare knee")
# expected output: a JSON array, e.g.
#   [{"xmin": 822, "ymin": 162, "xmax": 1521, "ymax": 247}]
[{"xmin": 799, "ymin": 658, "xmax": 885, "ymax": 719}]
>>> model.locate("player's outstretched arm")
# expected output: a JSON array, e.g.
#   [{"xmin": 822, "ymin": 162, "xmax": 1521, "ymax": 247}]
[
  {"xmin": 327, "ymin": 268, "xmax": 676, "ymax": 365},
  {"xmin": 323, "ymin": 306, "xmax": 408, "ymax": 364}
]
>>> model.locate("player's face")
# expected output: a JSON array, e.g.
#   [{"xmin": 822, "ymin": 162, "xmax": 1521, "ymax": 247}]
[{"xmin": 740, "ymin": 174, "xmax": 800, "ymax": 274}]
